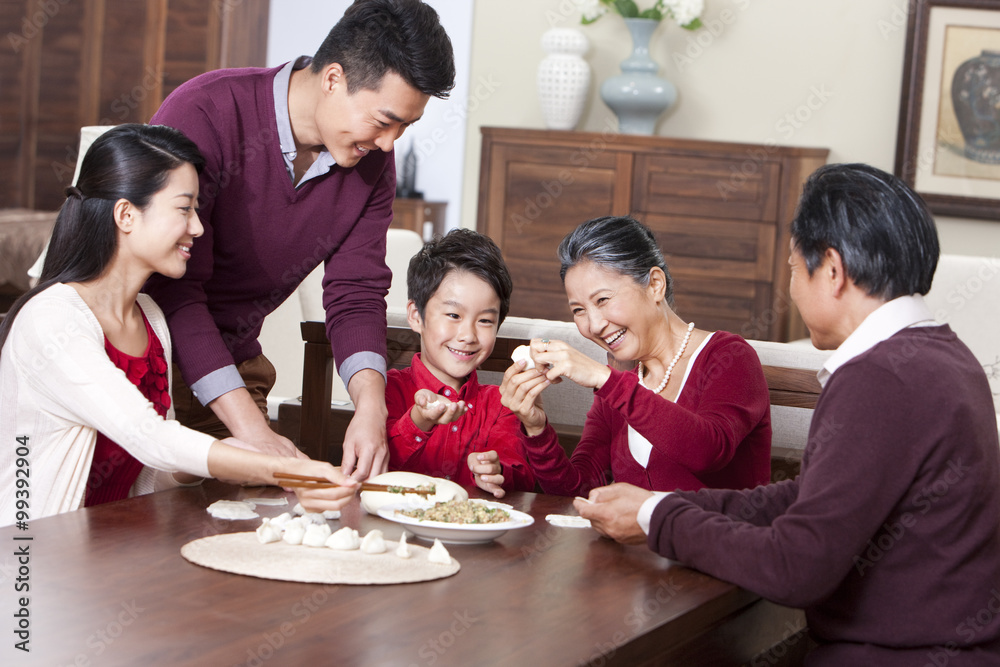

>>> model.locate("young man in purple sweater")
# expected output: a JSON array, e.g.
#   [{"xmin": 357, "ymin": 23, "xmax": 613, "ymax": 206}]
[
  {"xmin": 576, "ymin": 164, "xmax": 1000, "ymax": 665},
  {"xmin": 145, "ymin": 0, "xmax": 455, "ymax": 479}
]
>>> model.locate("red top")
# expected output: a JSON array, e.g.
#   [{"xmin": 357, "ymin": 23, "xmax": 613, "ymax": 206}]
[
  {"xmin": 525, "ymin": 331, "xmax": 772, "ymax": 496},
  {"xmin": 385, "ymin": 353, "xmax": 535, "ymax": 493},
  {"xmin": 85, "ymin": 312, "xmax": 171, "ymax": 506}
]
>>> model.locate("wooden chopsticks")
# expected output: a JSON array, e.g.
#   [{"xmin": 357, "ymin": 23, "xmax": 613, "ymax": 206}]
[{"xmin": 272, "ymin": 472, "xmax": 434, "ymax": 495}]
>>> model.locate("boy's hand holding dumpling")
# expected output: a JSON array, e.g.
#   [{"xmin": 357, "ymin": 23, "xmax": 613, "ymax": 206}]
[
  {"xmin": 410, "ymin": 388, "xmax": 467, "ymax": 431},
  {"xmin": 468, "ymin": 450, "xmax": 505, "ymax": 498}
]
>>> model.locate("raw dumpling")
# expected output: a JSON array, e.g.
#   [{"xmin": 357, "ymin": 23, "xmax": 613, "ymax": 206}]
[
  {"xmin": 326, "ymin": 526, "xmax": 361, "ymax": 550},
  {"xmin": 395, "ymin": 532, "xmax": 411, "ymax": 559},
  {"xmin": 282, "ymin": 517, "xmax": 308, "ymax": 545},
  {"xmin": 360, "ymin": 529, "xmax": 387, "ymax": 554},
  {"xmin": 301, "ymin": 512, "xmax": 327, "ymax": 526},
  {"xmin": 427, "ymin": 538, "xmax": 452, "ymax": 565},
  {"xmin": 511, "ymin": 344, "xmax": 536, "ymax": 370},
  {"xmin": 255, "ymin": 518, "xmax": 282, "ymax": 544},
  {"xmin": 302, "ymin": 523, "xmax": 332, "ymax": 547},
  {"xmin": 269, "ymin": 512, "xmax": 293, "ymax": 529}
]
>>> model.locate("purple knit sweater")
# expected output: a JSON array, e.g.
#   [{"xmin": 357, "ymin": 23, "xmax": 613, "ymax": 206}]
[
  {"xmin": 649, "ymin": 326, "xmax": 1000, "ymax": 665},
  {"xmin": 146, "ymin": 65, "xmax": 395, "ymax": 386}
]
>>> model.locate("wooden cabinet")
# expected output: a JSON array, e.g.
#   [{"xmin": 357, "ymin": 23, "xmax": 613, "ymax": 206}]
[
  {"xmin": 390, "ymin": 198, "xmax": 447, "ymax": 240},
  {"xmin": 2, "ymin": 0, "xmax": 270, "ymax": 211},
  {"xmin": 477, "ymin": 127, "xmax": 829, "ymax": 342}
]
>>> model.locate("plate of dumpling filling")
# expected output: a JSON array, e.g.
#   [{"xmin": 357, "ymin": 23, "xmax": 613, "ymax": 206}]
[{"xmin": 377, "ymin": 498, "xmax": 534, "ymax": 544}]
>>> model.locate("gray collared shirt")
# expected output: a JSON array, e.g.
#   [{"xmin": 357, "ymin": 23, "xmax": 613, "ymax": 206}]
[{"xmin": 273, "ymin": 56, "xmax": 338, "ymax": 188}]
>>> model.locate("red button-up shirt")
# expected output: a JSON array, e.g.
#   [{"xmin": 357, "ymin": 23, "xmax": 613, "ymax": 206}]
[{"xmin": 385, "ymin": 353, "xmax": 535, "ymax": 492}]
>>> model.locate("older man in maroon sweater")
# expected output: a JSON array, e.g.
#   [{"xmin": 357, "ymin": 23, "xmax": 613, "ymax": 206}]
[
  {"xmin": 577, "ymin": 164, "xmax": 1000, "ymax": 665},
  {"xmin": 145, "ymin": 0, "xmax": 455, "ymax": 479}
]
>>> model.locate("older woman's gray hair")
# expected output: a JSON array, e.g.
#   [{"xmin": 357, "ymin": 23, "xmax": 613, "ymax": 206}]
[{"xmin": 557, "ymin": 215, "xmax": 674, "ymax": 307}]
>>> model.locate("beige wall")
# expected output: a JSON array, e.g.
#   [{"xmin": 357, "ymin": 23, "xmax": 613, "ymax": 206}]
[{"xmin": 461, "ymin": 0, "xmax": 1000, "ymax": 256}]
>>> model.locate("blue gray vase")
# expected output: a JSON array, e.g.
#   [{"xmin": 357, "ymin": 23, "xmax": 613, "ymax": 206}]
[
  {"xmin": 952, "ymin": 50, "xmax": 1000, "ymax": 164},
  {"xmin": 600, "ymin": 18, "xmax": 676, "ymax": 135}
]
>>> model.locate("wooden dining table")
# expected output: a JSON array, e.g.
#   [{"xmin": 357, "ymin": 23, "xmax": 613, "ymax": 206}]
[{"xmin": 0, "ymin": 481, "xmax": 806, "ymax": 666}]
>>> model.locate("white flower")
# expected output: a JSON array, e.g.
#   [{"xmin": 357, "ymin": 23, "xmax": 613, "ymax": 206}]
[
  {"xmin": 576, "ymin": 0, "xmax": 608, "ymax": 23},
  {"xmin": 663, "ymin": 0, "xmax": 704, "ymax": 28}
]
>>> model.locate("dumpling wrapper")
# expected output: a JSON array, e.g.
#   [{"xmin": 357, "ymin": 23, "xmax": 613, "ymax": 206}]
[
  {"xmin": 511, "ymin": 344, "xmax": 536, "ymax": 370},
  {"xmin": 359, "ymin": 471, "xmax": 468, "ymax": 515},
  {"xmin": 302, "ymin": 523, "xmax": 332, "ymax": 547},
  {"xmin": 326, "ymin": 526, "xmax": 361, "ymax": 550},
  {"xmin": 207, "ymin": 500, "xmax": 258, "ymax": 520},
  {"xmin": 244, "ymin": 497, "xmax": 288, "ymax": 507},
  {"xmin": 427, "ymin": 538, "xmax": 452, "ymax": 565},
  {"xmin": 269, "ymin": 512, "xmax": 293, "ymax": 529},
  {"xmin": 395, "ymin": 532, "xmax": 411, "ymax": 559},
  {"xmin": 360, "ymin": 529, "xmax": 387, "ymax": 554},
  {"xmin": 255, "ymin": 518, "xmax": 282, "ymax": 544},
  {"xmin": 292, "ymin": 503, "xmax": 341, "ymax": 521}
]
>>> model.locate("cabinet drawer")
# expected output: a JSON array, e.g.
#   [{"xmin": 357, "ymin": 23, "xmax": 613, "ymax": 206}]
[
  {"xmin": 672, "ymin": 277, "xmax": 773, "ymax": 338},
  {"xmin": 633, "ymin": 155, "xmax": 780, "ymax": 222},
  {"xmin": 645, "ymin": 214, "xmax": 777, "ymax": 283}
]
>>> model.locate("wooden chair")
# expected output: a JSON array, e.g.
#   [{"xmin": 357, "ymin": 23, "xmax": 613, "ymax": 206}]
[{"xmin": 283, "ymin": 321, "xmax": 822, "ymax": 480}]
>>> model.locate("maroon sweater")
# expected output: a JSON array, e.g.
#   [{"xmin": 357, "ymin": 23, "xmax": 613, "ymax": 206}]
[
  {"xmin": 525, "ymin": 331, "xmax": 771, "ymax": 496},
  {"xmin": 146, "ymin": 65, "xmax": 395, "ymax": 386},
  {"xmin": 649, "ymin": 326, "xmax": 1000, "ymax": 665}
]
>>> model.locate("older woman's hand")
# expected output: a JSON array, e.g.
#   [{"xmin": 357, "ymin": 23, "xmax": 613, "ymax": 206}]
[
  {"xmin": 530, "ymin": 338, "xmax": 612, "ymax": 391},
  {"xmin": 500, "ymin": 359, "xmax": 550, "ymax": 436}
]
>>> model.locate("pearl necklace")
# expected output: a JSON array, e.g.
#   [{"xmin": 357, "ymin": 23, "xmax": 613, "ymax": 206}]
[{"xmin": 638, "ymin": 321, "xmax": 695, "ymax": 395}]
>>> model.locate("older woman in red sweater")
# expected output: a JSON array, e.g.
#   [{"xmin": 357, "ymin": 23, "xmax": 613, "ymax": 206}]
[
  {"xmin": 577, "ymin": 164, "xmax": 1000, "ymax": 665},
  {"xmin": 500, "ymin": 216, "xmax": 771, "ymax": 496}
]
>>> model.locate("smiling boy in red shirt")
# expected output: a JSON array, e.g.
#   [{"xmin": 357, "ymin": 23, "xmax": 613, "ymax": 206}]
[{"xmin": 385, "ymin": 229, "xmax": 534, "ymax": 497}]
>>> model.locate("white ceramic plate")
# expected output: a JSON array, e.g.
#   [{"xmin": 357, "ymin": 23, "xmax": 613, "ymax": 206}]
[{"xmin": 377, "ymin": 499, "xmax": 534, "ymax": 544}]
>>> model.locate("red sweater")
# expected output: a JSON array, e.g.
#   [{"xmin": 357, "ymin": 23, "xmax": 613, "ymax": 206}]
[
  {"xmin": 524, "ymin": 331, "xmax": 771, "ymax": 496},
  {"xmin": 146, "ymin": 65, "xmax": 394, "ymax": 386},
  {"xmin": 386, "ymin": 354, "xmax": 535, "ymax": 493},
  {"xmin": 649, "ymin": 326, "xmax": 1000, "ymax": 665}
]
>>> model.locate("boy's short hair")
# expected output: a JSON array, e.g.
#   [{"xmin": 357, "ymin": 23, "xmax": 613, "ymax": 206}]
[
  {"xmin": 407, "ymin": 229, "xmax": 513, "ymax": 325},
  {"xmin": 791, "ymin": 163, "xmax": 939, "ymax": 300},
  {"xmin": 311, "ymin": 0, "xmax": 455, "ymax": 99}
]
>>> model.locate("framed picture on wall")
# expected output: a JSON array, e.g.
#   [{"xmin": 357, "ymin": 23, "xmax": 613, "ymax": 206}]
[{"xmin": 895, "ymin": 0, "xmax": 1000, "ymax": 220}]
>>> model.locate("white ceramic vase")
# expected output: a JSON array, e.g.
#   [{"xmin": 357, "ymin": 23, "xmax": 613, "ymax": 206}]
[{"xmin": 537, "ymin": 28, "xmax": 591, "ymax": 131}]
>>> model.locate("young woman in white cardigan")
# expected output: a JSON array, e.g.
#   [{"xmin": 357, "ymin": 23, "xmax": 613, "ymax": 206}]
[{"xmin": 0, "ymin": 124, "xmax": 355, "ymax": 523}]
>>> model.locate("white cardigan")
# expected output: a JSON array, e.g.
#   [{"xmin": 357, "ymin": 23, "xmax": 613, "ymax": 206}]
[{"xmin": 0, "ymin": 284, "xmax": 214, "ymax": 524}]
